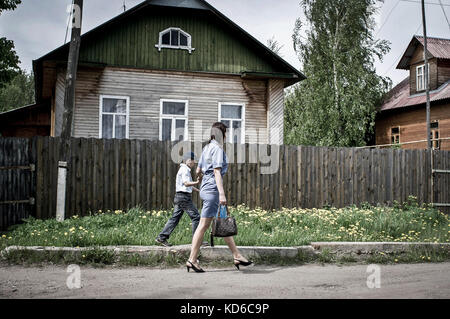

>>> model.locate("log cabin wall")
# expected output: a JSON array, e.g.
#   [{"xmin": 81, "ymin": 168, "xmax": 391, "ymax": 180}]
[
  {"xmin": 0, "ymin": 103, "xmax": 51, "ymax": 137},
  {"xmin": 409, "ymin": 58, "xmax": 439, "ymax": 96},
  {"xmin": 267, "ymin": 79, "xmax": 285, "ymax": 145},
  {"xmin": 438, "ymin": 59, "xmax": 450, "ymax": 87},
  {"xmin": 54, "ymin": 66, "xmax": 278, "ymax": 144},
  {"xmin": 375, "ymin": 102, "xmax": 450, "ymax": 150}
]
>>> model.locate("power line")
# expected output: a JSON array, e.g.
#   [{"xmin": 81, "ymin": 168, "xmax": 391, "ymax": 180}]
[
  {"xmin": 382, "ymin": 22, "xmax": 423, "ymax": 76},
  {"xmin": 400, "ymin": 0, "xmax": 450, "ymax": 7},
  {"xmin": 438, "ymin": 0, "xmax": 450, "ymax": 31},
  {"xmin": 376, "ymin": 0, "xmax": 401, "ymax": 36}
]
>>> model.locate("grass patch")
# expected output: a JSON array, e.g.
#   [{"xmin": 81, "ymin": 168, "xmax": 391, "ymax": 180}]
[
  {"xmin": 365, "ymin": 246, "xmax": 450, "ymax": 264},
  {"xmin": 0, "ymin": 196, "xmax": 448, "ymax": 249}
]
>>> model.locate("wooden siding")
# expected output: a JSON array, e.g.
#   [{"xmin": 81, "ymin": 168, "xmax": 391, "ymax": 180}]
[
  {"xmin": 55, "ymin": 67, "xmax": 276, "ymax": 143},
  {"xmin": 267, "ymin": 79, "xmax": 285, "ymax": 145},
  {"xmin": 375, "ymin": 102, "xmax": 450, "ymax": 150},
  {"xmin": 438, "ymin": 59, "xmax": 450, "ymax": 87},
  {"xmin": 69, "ymin": 6, "xmax": 279, "ymax": 75},
  {"xmin": 54, "ymin": 72, "xmax": 65, "ymax": 137},
  {"xmin": 0, "ymin": 103, "xmax": 51, "ymax": 138},
  {"xmin": 409, "ymin": 58, "xmax": 438, "ymax": 95}
]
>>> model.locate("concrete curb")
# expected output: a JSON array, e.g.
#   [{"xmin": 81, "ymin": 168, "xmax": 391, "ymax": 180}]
[
  {"xmin": 310, "ymin": 242, "xmax": 450, "ymax": 258},
  {"xmin": 1, "ymin": 242, "xmax": 449, "ymax": 262}
]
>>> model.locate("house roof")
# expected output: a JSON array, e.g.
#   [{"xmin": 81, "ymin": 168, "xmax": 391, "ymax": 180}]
[
  {"xmin": 397, "ymin": 35, "xmax": 450, "ymax": 69},
  {"xmin": 33, "ymin": 0, "xmax": 305, "ymax": 102},
  {"xmin": 379, "ymin": 77, "xmax": 450, "ymax": 112}
]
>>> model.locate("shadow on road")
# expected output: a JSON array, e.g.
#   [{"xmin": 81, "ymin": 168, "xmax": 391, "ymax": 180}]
[{"xmin": 204, "ymin": 266, "xmax": 283, "ymax": 275}]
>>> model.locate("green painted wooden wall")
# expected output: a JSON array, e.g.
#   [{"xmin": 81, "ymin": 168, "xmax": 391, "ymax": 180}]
[{"xmin": 76, "ymin": 7, "xmax": 278, "ymax": 74}]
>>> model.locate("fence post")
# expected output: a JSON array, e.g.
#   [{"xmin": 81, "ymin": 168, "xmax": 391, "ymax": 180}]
[{"xmin": 56, "ymin": 161, "xmax": 68, "ymax": 221}]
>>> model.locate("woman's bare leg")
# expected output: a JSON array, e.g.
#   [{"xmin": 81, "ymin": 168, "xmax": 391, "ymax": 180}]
[
  {"xmin": 188, "ymin": 217, "xmax": 213, "ymax": 267},
  {"xmin": 223, "ymin": 236, "xmax": 248, "ymax": 262}
]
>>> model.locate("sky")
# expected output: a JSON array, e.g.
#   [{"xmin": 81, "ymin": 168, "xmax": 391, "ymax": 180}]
[{"xmin": 0, "ymin": 0, "xmax": 449, "ymax": 86}]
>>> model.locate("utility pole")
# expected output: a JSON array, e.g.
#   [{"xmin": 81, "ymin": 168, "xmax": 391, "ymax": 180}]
[
  {"xmin": 57, "ymin": 0, "xmax": 83, "ymax": 222},
  {"xmin": 421, "ymin": 0, "xmax": 431, "ymax": 149},
  {"xmin": 61, "ymin": 0, "xmax": 83, "ymax": 160}
]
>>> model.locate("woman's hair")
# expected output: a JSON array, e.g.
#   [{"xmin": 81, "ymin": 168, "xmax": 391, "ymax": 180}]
[{"xmin": 209, "ymin": 122, "xmax": 227, "ymax": 144}]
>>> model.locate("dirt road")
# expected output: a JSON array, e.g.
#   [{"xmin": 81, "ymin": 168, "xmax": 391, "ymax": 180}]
[{"xmin": 0, "ymin": 262, "xmax": 449, "ymax": 299}]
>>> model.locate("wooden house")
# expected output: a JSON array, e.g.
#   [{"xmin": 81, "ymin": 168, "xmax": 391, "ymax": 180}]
[
  {"xmin": 376, "ymin": 35, "xmax": 450, "ymax": 150},
  {"xmin": 25, "ymin": 0, "xmax": 305, "ymax": 145},
  {"xmin": 0, "ymin": 102, "xmax": 51, "ymax": 137}
]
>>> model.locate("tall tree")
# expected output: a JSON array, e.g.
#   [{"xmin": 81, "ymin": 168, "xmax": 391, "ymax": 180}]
[
  {"xmin": 0, "ymin": 0, "xmax": 22, "ymax": 87},
  {"xmin": 0, "ymin": 70, "xmax": 35, "ymax": 113},
  {"xmin": 267, "ymin": 36, "xmax": 284, "ymax": 57},
  {"xmin": 0, "ymin": 0, "xmax": 21, "ymax": 14},
  {"xmin": 285, "ymin": 0, "xmax": 391, "ymax": 147}
]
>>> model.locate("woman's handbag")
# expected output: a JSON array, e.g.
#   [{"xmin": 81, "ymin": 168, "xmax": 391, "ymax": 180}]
[{"xmin": 210, "ymin": 205, "xmax": 237, "ymax": 247}]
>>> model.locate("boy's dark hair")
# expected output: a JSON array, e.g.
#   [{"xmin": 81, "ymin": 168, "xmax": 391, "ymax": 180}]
[{"xmin": 209, "ymin": 122, "xmax": 227, "ymax": 144}]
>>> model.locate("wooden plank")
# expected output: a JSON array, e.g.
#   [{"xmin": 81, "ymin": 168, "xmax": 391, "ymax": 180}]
[
  {"xmin": 296, "ymin": 146, "xmax": 302, "ymax": 208},
  {"xmin": 87, "ymin": 138, "xmax": 94, "ymax": 214},
  {"xmin": 160, "ymin": 141, "xmax": 167, "ymax": 209},
  {"xmin": 152, "ymin": 141, "xmax": 159, "ymax": 209},
  {"xmin": 113, "ymin": 139, "xmax": 120, "ymax": 210},
  {"xmin": 35, "ymin": 137, "xmax": 44, "ymax": 219},
  {"xmin": 130, "ymin": 139, "xmax": 136, "ymax": 209},
  {"xmin": 256, "ymin": 144, "xmax": 262, "ymax": 209},
  {"xmin": 135, "ymin": 139, "xmax": 141, "ymax": 207},
  {"xmin": 236, "ymin": 144, "xmax": 242, "ymax": 206},
  {"xmin": 144, "ymin": 140, "xmax": 151, "ymax": 210},
  {"xmin": 96, "ymin": 138, "xmax": 104, "ymax": 211}
]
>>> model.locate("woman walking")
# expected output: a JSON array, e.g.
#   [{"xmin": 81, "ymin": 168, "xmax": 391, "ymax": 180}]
[{"xmin": 186, "ymin": 122, "xmax": 252, "ymax": 273}]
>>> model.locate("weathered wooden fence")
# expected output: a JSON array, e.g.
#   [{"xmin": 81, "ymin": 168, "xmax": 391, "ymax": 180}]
[
  {"xmin": 1, "ymin": 136, "xmax": 449, "ymax": 229},
  {"xmin": 0, "ymin": 138, "xmax": 37, "ymax": 230}
]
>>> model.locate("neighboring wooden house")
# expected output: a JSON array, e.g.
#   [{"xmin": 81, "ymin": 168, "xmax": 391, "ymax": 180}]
[
  {"xmin": 0, "ymin": 102, "xmax": 51, "ymax": 137},
  {"xmin": 376, "ymin": 35, "xmax": 450, "ymax": 150},
  {"xmin": 29, "ymin": 0, "xmax": 304, "ymax": 145}
]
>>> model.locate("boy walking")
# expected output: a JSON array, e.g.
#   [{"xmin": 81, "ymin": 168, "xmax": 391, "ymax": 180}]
[{"xmin": 155, "ymin": 152, "xmax": 202, "ymax": 247}]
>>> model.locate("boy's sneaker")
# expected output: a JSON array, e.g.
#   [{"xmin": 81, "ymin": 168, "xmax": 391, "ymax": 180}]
[{"xmin": 155, "ymin": 237, "xmax": 172, "ymax": 247}]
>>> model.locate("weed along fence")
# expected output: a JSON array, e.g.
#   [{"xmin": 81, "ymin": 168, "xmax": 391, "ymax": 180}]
[{"xmin": 0, "ymin": 136, "xmax": 449, "ymax": 230}]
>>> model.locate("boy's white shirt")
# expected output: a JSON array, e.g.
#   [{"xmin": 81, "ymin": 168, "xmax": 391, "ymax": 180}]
[{"xmin": 176, "ymin": 163, "xmax": 193, "ymax": 193}]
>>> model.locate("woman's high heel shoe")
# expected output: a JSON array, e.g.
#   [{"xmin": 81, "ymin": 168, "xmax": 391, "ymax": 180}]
[
  {"xmin": 186, "ymin": 260, "xmax": 205, "ymax": 273},
  {"xmin": 234, "ymin": 258, "xmax": 253, "ymax": 270}
]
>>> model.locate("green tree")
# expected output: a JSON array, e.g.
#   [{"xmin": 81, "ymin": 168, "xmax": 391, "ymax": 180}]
[
  {"xmin": 267, "ymin": 35, "xmax": 284, "ymax": 57},
  {"xmin": 285, "ymin": 0, "xmax": 391, "ymax": 147},
  {"xmin": 0, "ymin": 0, "xmax": 21, "ymax": 13},
  {"xmin": 0, "ymin": 0, "xmax": 22, "ymax": 87},
  {"xmin": 0, "ymin": 70, "xmax": 35, "ymax": 112}
]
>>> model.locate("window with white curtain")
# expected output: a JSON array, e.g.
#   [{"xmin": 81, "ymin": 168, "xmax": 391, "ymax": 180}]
[
  {"xmin": 160, "ymin": 99, "xmax": 188, "ymax": 141},
  {"xmin": 219, "ymin": 103, "xmax": 245, "ymax": 144},
  {"xmin": 99, "ymin": 95, "xmax": 129, "ymax": 139}
]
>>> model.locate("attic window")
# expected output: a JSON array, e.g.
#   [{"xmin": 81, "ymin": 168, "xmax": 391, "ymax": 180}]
[
  {"xmin": 155, "ymin": 27, "xmax": 195, "ymax": 54},
  {"xmin": 416, "ymin": 63, "xmax": 430, "ymax": 92}
]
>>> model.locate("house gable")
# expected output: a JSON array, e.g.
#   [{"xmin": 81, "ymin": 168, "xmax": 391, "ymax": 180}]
[{"xmin": 33, "ymin": 0, "xmax": 304, "ymax": 103}]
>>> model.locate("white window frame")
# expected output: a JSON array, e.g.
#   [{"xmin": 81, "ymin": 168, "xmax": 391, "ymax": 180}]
[
  {"xmin": 159, "ymin": 99, "xmax": 189, "ymax": 142},
  {"xmin": 218, "ymin": 102, "xmax": 246, "ymax": 144},
  {"xmin": 99, "ymin": 95, "xmax": 130, "ymax": 139},
  {"xmin": 155, "ymin": 27, "xmax": 195, "ymax": 54},
  {"xmin": 416, "ymin": 63, "xmax": 430, "ymax": 91}
]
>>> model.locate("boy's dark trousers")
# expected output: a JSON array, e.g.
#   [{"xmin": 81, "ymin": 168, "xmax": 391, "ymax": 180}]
[{"xmin": 157, "ymin": 192, "xmax": 200, "ymax": 240}]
